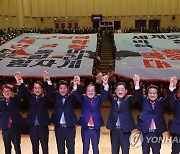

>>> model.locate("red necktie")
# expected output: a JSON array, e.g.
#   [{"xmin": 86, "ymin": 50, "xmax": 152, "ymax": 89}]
[
  {"xmin": 6, "ymin": 100, "xmax": 12, "ymax": 129},
  {"xmin": 149, "ymin": 103, "xmax": 155, "ymax": 130},
  {"xmin": 88, "ymin": 99, "xmax": 94, "ymax": 126}
]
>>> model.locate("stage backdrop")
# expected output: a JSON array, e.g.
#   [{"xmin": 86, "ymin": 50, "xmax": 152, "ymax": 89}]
[
  {"xmin": 114, "ymin": 33, "xmax": 180, "ymax": 80},
  {"xmin": 0, "ymin": 33, "xmax": 97, "ymax": 77}
]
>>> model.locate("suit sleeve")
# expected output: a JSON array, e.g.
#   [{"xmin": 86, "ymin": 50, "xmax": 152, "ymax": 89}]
[
  {"xmin": 162, "ymin": 89, "xmax": 175, "ymax": 106},
  {"xmin": 13, "ymin": 84, "xmax": 24, "ymax": 104},
  {"xmin": 107, "ymin": 91, "xmax": 114, "ymax": 105},
  {"xmin": 99, "ymin": 89, "xmax": 109, "ymax": 104},
  {"xmin": 22, "ymin": 83, "xmax": 32, "ymax": 100},
  {"xmin": 135, "ymin": 89, "xmax": 144, "ymax": 107},
  {"xmin": 129, "ymin": 89, "xmax": 142, "ymax": 105},
  {"xmin": 72, "ymin": 86, "xmax": 83, "ymax": 104},
  {"xmin": 44, "ymin": 82, "xmax": 53, "ymax": 101}
]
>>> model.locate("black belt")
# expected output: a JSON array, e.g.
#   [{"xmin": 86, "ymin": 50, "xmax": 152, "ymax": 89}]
[
  {"xmin": 87, "ymin": 126, "xmax": 95, "ymax": 130},
  {"xmin": 59, "ymin": 123, "xmax": 67, "ymax": 128},
  {"xmin": 34, "ymin": 123, "xmax": 40, "ymax": 126},
  {"xmin": 115, "ymin": 126, "xmax": 122, "ymax": 129},
  {"xmin": 149, "ymin": 129, "xmax": 157, "ymax": 132}
]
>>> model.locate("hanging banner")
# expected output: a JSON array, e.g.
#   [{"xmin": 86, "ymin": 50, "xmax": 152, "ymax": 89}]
[
  {"xmin": 114, "ymin": 33, "xmax": 180, "ymax": 80},
  {"xmin": 0, "ymin": 33, "xmax": 97, "ymax": 77}
]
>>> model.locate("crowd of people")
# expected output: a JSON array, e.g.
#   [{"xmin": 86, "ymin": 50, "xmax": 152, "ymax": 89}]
[
  {"xmin": 0, "ymin": 71, "xmax": 179, "ymax": 154},
  {"xmin": 0, "ymin": 74, "xmax": 179, "ymax": 110},
  {"xmin": 0, "ymin": 26, "xmax": 179, "ymax": 154},
  {"xmin": 1, "ymin": 26, "xmax": 180, "ymax": 45},
  {"xmin": 116, "ymin": 26, "xmax": 180, "ymax": 33}
]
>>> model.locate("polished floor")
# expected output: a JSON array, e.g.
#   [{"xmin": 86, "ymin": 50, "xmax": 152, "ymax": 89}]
[{"xmin": 0, "ymin": 107, "xmax": 174, "ymax": 154}]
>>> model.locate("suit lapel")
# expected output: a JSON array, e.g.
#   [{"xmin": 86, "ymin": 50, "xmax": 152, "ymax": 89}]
[
  {"xmin": 3, "ymin": 99, "xmax": 9, "ymax": 108},
  {"xmin": 115, "ymin": 96, "xmax": 127, "ymax": 111},
  {"xmin": 59, "ymin": 94, "xmax": 69, "ymax": 106},
  {"xmin": 91, "ymin": 96, "xmax": 98, "ymax": 109},
  {"xmin": 113, "ymin": 98, "xmax": 119, "ymax": 111},
  {"xmin": 148, "ymin": 100, "xmax": 157, "ymax": 110},
  {"xmin": 34, "ymin": 95, "xmax": 43, "ymax": 106}
]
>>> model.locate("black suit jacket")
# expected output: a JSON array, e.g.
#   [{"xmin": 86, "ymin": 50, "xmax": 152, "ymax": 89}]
[
  {"xmin": 22, "ymin": 83, "xmax": 53, "ymax": 127},
  {"xmin": 0, "ymin": 85, "xmax": 24, "ymax": 130},
  {"xmin": 169, "ymin": 96, "xmax": 180, "ymax": 135},
  {"xmin": 51, "ymin": 92, "xmax": 78, "ymax": 127},
  {"xmin": 106, "ymin": 89, "xmax": 140, "ymax": 132},
  {"xmin": 137, "ymin": 90, "xmax": 174, "ymax": 134}
]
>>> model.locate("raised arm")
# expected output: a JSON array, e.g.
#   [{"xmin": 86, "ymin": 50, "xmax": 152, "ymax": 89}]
[
  {"xmin": 131, "ymin": 74, "xmax": 144, "ymax": 104},
  {"xmin": 14, "ymin": 72, "xmax": 25, "ymax": 100},
  {"xmin": 166, "ymin": 76, "xmax": 177, "ymax": 107},
  {"xmin": 72, "ymin": 75, "xmax": 83, "ymax": 103},
  {"xmin": 43, "ymin": 71, "xmax": 53, "ymax": 100},
  {"xmin": 99, "ymin": 75, "xmax": 109, "ymax": 103},
  {"xmin": 16, "ymin": 72, "xmax": 32, "ymax": 100}
]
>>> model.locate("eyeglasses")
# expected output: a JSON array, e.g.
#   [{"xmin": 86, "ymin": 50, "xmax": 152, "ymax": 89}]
[{"xmin": 3, "ymin": 89, "xmax": 12, "ymax": 93}]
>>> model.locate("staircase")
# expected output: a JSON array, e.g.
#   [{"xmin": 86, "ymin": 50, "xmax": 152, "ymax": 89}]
[{"xmin": 99, "ymin": 39, "xmax": 114, "ymax": 75}]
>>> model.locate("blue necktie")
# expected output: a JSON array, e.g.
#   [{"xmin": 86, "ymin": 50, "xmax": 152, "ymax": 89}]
[
  {"xmin": 60, "ymin": 97, "xmax": 66, "ymax": 124},
  {"xmin": 34, "ymin": 96, "xmax": 39, "ymax": 124},
  {"xmin": 116, "ymin": 99, "xmax": 121, "ymax": 126}
]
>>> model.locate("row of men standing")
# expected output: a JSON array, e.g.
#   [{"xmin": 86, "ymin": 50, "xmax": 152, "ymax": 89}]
[{"xmin": 0, "ymin": 71, "xmax": 179, "ymax": 154}]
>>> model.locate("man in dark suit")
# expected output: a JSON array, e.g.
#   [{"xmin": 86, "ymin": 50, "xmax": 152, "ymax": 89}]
[
  {"xmin": 106, "ymin": 74, "xmax": 141, "ymax": 154},
  {"xmin": 73, "ymin": 75, "xmax": 109, "ymax": 154},
  {"xmin": 51, "ymin": 80, "xmax": 78, "ymax": 154},
  {"xmin": 136, "ymin": 75, "xmax": 176, "ymax": 154},
  {"xmin": 0, "ymin": 72, "xmax": 24, "ymax": 154},
  {"xmin": 168, "ymin": 77, "xmax": 179, "ymax": 154},
  {"xmin": 19, "ymin": 71, "xmax": 52, "ymax": 154}
]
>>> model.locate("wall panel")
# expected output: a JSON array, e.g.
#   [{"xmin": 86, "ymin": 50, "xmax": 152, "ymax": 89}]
[
  {"xmin": 31, "ymin": 0, "xmax": 39, "ymax": 17},
  {"xmin": 107, "ymin": 0, "xmax": 113, "ymax": 16},
  {"xmin": 1, "ymin": 0, "xmax": 9, "ymax": 15},
  {"xmin": 0, "ymin": 16, "xmax": 4, "ymax": 28},
  {"xmin": 23, "ymin": 0, "xmax": 31, "ymax": 17},
  {"xmin": 66, "ymin": 0, "xmax": 73, "ymax": 16},
  {"xmin": 93, "ymin": 0, "xmax": 100, "ymax": 14},
  {"xmin": 134, "ymin": 0, "xmax": 140, "ymax": 15},
  {"xmin": 45, "ymin": 0, "xmax": 52, "ymax": 17},
  {"xmin": 113, "ymin": 0, "xmax": 120, "ymax": 16},
  {"xmin": 3, "ymin": 16, "xmax": 11, "ymax": 28},
  {"xmin": 9, "ymin": 0, "xmax": 17, "ymax": 16},
  {"xmin": 80, "ymin": 0, "xmax": 87, "ymax": 16},
  {"xmin": 24, "ymin": 17, "xmax": 32, "ymax": 28},
  {"xmin": 17, "ymin": 0, "xmax": 24, "ymax": 28},
  {"xmin": 46, "ymin": 18, "xmax": 54, "ymax": 28},
  {"xmin": 171, "ymin": 0, "xmax": 179, "ymax": 15},
  {"xmin": 0, "ymin": 0, "xmax": 2, "ymax": 15},
  {"xmin": 163, "ymin": 0, "xmax": 171, "ymax": 15},
  {"xmin": 156, "ymin": 0, "xmax": 164, "ymax": 15},
  {"xmin": 38, "ymin": 0, "xmax": 45, "ymax": 17},
  {"xmin": 179, "ymin": 0, "xmax": 180, "ymax": 14},
  {"xmin": 74, "ymin": 0, "xmax": 80, "ymax": 16},
  {"xmin": 52, "ymin": 0, "xmax": 59, "ymax": 17},
  {"xmin": 10, "ymin": 17, "xmax": 18, "ymax": 28},
  {"xmin": 120, "ymin": 0, "xmax": 127, "ymax": 16},
  {"xmin": 59, "ymin": 0, "xmax": 66, "ymax": 16},
  {"xmin": 148, "ymin": 0, "xmax": 156, "ymax": 15},
  {"xmin": 127, "ymin": 0, "xmax": 133, "ymax": 16},
  {"xmin": 141, "ymin": 0, "xmax": 148, "ymax": 15},
  {"xmin": 86, "ymin": 0, "xmax": 93, "ymax": 16},
  {"xmin": 100, "ymin": 0, "xmax": 106, "ymax": 16}
]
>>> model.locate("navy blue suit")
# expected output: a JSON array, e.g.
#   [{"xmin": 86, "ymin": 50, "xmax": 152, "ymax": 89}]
[
  {"xmin": 73, "ymin": 87, "xmax": 108, "ymax": 154},
  {"xmin": 22, "ymin": 83, "xmax": 52, "ymax": 154},
  {"xmin": 0, "ymin": 85, "xmax": 24, "ymax": 154},
  {"xmin": 169, "ymin": 95, "xmax": 180, "ymax": 154},
  {"xmin": 107, "ymin": 89, "xmax": 140, "ymax": 154},
  {"xmin": 137, "ymin": 90, "xmax": 175, "ymax": 154},
  {"xmin": 51, "ymin": 92, "xmax": 78, "ymax": 154}
]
